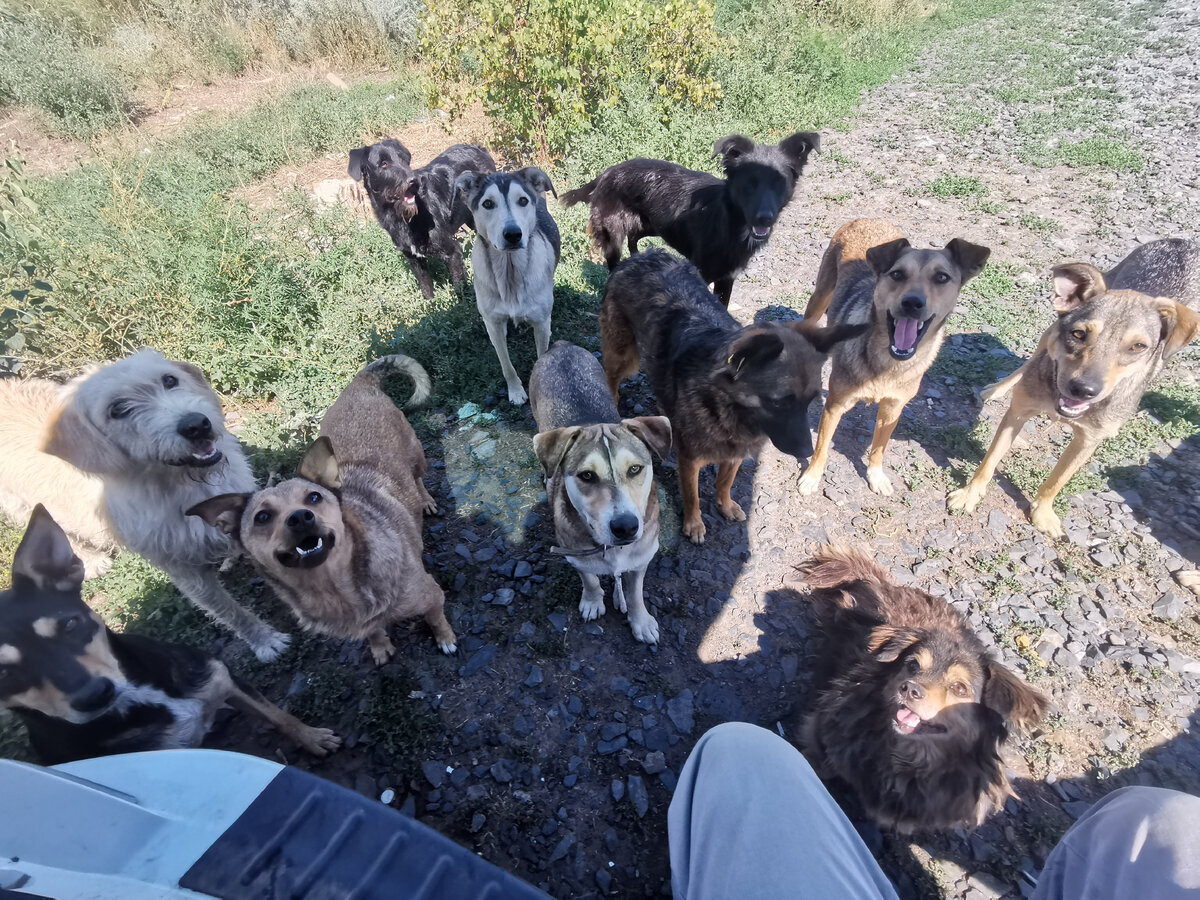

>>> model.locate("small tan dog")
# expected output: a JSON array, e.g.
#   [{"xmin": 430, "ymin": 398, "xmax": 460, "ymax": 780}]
[
  {"xmin": 190, "ymin": 355, "xmax": 456, "ymax": 664},
  {"xmin": 798, "ymin": 219, "xmax": 990, "ymax": 496}
]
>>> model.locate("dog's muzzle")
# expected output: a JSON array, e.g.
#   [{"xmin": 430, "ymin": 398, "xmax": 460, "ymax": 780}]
[
  {"xmin": 275, "ymin": 509, "xmax": 335, "ymax": 569},
  {"xmin": 70, "ymin": 677, "xmax": 116, "ymax": 715}
]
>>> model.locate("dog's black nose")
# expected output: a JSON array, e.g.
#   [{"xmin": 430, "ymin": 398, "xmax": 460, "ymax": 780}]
[
  {"xmin": 70, "ymin": 678, "xmax": 115, "ymax": 713},
  {"xmin": 177, "ymin": 413, "xmax": 213, "ymax": 441},
  {"xmin": 900, "ymin": 294, "xmax": 926, "ymax": 314},
  {"xmin": 286, "ymin": 509, "xmax": 315, "ymax": 529},
  {"xmin": 503, "ymin": 228, "xmax": 523, "ymax": 246},
  {"xmin": 901, "ymin": 681, "xmax": 924, "ymax": 703},
  {"xmin": 1067, "ymin": 378, "xmax": 1101, "ymax": 400},
  {"xmin": 610, "ymin": 514, "xmax": 640, "ymax": 543}
]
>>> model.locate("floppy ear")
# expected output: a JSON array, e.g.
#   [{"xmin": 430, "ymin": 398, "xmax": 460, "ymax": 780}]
[
  {"xmin": 982, "ymin": 661, "xmax": 1048, "ymax": 733},
  {"xmin": 453, "ymin": 171, "xmax": 480, "ymax": 207},
  {"xmin": 792, "ymin": 319, "xmax": 870, "ymax": 354},
  {"xmin": 347, "ymin": 147, "xmax": 368, "ymax": 181},
  {"xmin": 866, "ymin": 238, "xmax": 912, "ymax": 277},
  {"xmin": 725, "ymin": 328, "xmax": 784, "ymax": 378},
  {"xmin": 12, "ymin": 505, "xmax": 86, "ymax": 592},
  {"xmin": 299, "ymin": 436, "xmax": 343, "ymax": 489},
  {"xmin": 945, "ymin": 238, "xmax": 991, "ymax": 284},
  {"xmin": 532, "ymin": 427, "xmax": 582, "ymax": 478},
  {"xmin": 42, "ymin": 400, "xmax": 127, "ymax": 476},
  {"xmin": 185, "ymin": 493, "xmax": 250, "ymax": 537},
  {"xmin": 779, "ymin": 131, "xmax": 821, "ymax": 176},
  {"xmin": 866, "ymin": 625, "xmax": 921, "ymax": 662},
  {"xmin": 514, "ymin": 167, "xmax": 556, "ymax": 198},
  {"xmin": 621, "ymin": 416, "xmax": 673, "ymax": 460},
  {"xmin": 1154, "ymin": 298, "xmax": 1200, "ymax": 359},
  {"xmin": 714, "ymin": 134, "xmax": 756, "ymax": 168},
  {"xmin": 1051, "ymin": 262, "xmax": 1106, "ymax": 313}
]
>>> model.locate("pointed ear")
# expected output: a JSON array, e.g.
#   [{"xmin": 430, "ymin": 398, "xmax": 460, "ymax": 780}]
[
  {"xmin": 725, "ymin": 328, "xmax": 784, "ymax": 379},
  {"xmin": 12, "ymin": 505, "xmax": 86, "ymax": 592},
  {"xmin": 792, "ymin": 319, "xmax": 870, "ymax": 354},
  {"xmin": 866, "ymin": 238, "xmax": 912, "ymax": 277},
  {"xmin": 453, "ymin": 171, "xmax": 480, "ymax": 207},
  {"xmin": 866, "ymin": 625, "xmax": 921, "ymax": 662},
  {"xmin": 779, "ymin": 131, "xmax": 821, "ymax": 177},
  {"xmin": 982, "ymin": 661, "xmax": 1048, "ymax": 733},
  {"xmin": 42, "ymin": 401, "xmax": 127, "ymax": 476},
  {"xmin": 299, "ymin": 437, "xmax": 343, "ymax": 489},
  {"xmin": 514, "ymin": 167, "xmax": 556, "ymax": 197},
  {"xmin": 945, "ymin": 238, "xmax": 991, "ymax": 283},
  {"xmin": 348, "ymin": 147, "xmax": 368, "ymax": 181},
  {"xmin": 1155, "ymin": 297, "xmax": 1200, "ymax": 359},
  {"xmin": 621, "ymin": 416, "xmax": 672, "ymax": 460},
  {"xmin": 185, "ymin": 493, "xmax": 250, "ymax": 536},
  {"xmin": 1051, "ymin": 262, "xmax": 1106, "ymax": 313},
  {"xmin": 714, "ymin": 134, "xmax": 755, "ymax": 168},
  {"xmin": 532, "ymin": 427, "xmax": 581, "ymax": 478}
]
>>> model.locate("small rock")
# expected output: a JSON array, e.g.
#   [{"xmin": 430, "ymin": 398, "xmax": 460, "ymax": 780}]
[
  {"xmin": 470, "ymin": 813, "xmax": 487, "ymax": 833},
  {"xmin": 1153, "ymin": 591, "xmax": 1186, "ymax": 621},
  {"xmin": 612, "ymin": 779, "xmax": 625, "ymax": 801},
  {"xmin": 550, "ymin": 834, "xmax": 575, "ymax": 862},
  {"xmin": 627, "ymin": 775, "xmax": 649, "ymax": 818},
  {"xmin": 524, "ymin": 665, "xmax": 544, "ymax": 687},
  {"xmin": 596, "ymin": 868, "xmax": 613, "ymax": 893},
  {"xmin": 667, "ymin": 690, "xmax": 695, "ymax": 734},
  {"xmin": 514, "ymin": 561, "xmax": 533, "ymax": 578},
  {"xmin": 490, "ymin": 759, "xmax": 514, "ymax": 783},
  {"xmin": 643, "ymin": 751, "xmax": 667, "ymax": 774},
  {"xmin": 460, "ymin": 644, "xmax": 498, "ymax": 676},
  {"xmin": 421, "ymin": 761, "xmax": 446, "ymax": 788}
]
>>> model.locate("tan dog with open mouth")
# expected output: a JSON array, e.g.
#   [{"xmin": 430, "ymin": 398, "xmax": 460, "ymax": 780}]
[
  {"xmin": 189, "ymin": 355, "xmax": 456, "ymax": 664},
  {"xmin": 530, "ymin": 342, "xmax": 672, "ymax": 644},
  {"xmin": 950, "ymin": 238, "xmax": 1200, "ymax": 537},
  {"xmin": 798, "ymin": 219, "xmax": 990, "ymax": 496}
]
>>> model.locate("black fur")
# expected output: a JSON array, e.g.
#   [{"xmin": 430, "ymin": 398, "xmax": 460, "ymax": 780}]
[
  {"xmin": 349, "ymin": 140, "xmax": 497, "ymax": 299},
  {"xmin": 562, "ymin": 132, "xmax": 819, "ymax": 306}
]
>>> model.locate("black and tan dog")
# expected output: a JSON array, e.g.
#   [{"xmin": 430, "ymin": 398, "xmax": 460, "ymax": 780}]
[
  {"xmin": 0, "ymin": 506, "xmax": 339, "ymax": 765},
  {"xmin": 798, "ymin": 219, "xmax": 990, "ymax": 496},
  {"xmin": 530, "ymin": 342, "xmax": 672, "ymax": 644},
  {"xmin": 561, "ymin": 132, "xmax": 820, "ymax": 306},
  {"xmin": 190, "ymin": 355, "xmax": 456, "ymax": 664},
  {"xmin": 799, "ymin": 545, "xmax": 1047, "ymax": 833},
  {"xmin": 349, "ymin": 140, "xmax": 497, "ymax": 298},
  {"xmin": 949, "ymin": 238, "xmax": 1200, "ymax": 537},
  {"xmin": 601, "ymin": 249, "xmax": 864, "ymax": 543}
]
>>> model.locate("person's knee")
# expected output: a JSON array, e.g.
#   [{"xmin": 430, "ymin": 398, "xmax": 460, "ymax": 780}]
[{"xmin": 1086, "ymin": 786, "xmax": 1200, "ymax": 830}]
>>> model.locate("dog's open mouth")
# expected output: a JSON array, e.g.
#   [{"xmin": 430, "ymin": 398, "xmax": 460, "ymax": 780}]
[
  {"xmin": 1057, "ymin": 395, "xmax": 1092, "ymax": 418},
  {"xmin": 751, "ymin": 225, "xmax": 772, "ymax": 241},
  {"xmin": 894, "ymin": 706, "xmax": 948, "ymax": 736},
  {"xmin": 887, "ymin": 312, "xmax": 934, "ymax": 360},
  {"xmin": 276, "ymin": 532, "xmax": 335, "ymax": 569},
  {"xmin": 188, "ymin": 444, "xmax": 223, "ymax": 467}
]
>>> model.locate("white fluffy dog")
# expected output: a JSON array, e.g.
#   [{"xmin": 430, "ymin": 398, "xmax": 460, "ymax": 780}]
[{"xmin": 1, "ymin": 350, "xmax": 289, "ymax": 661}]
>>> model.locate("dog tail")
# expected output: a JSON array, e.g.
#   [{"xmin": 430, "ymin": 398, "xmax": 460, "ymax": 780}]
[
  {"xmin": 362, "ymin": 354, "xmax": 432, "ymax": 408},
  {"xmin": 559, "ymin": 178, "xmax": 598, "ymax": 207}
]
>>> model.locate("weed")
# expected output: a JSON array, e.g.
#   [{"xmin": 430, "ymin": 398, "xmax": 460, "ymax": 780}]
[
  {"xmin": 1058, "ymin": 137, "xmax": 1144, "ymax": 172},
  {"xmin": 360, "ymin": 671, "xmax": 443, "ymax": 768},
  {"xmin": 925, "ymin": 174, "xmax": 989, "ymax": 198},
  {"xmin": 1019, "ymin": 213, "xmax": 1061, "ymax": 234}
]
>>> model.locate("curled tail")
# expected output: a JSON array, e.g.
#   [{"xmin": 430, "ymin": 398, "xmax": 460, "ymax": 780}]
[
  {"xmin": 362, "ymin": 354, "xmax": 432, "ymax": 408},
  {"xmin": 559, "ymin": 177, "xmax": 598, "ymax": 207}
]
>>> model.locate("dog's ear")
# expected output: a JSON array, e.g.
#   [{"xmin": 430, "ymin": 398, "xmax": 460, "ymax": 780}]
[
  {"xmin": 866, "ymin": 238, "xmax": 912, "ymax": 277},
  {"xmin": 42, "ymin": 400, "xmax": 127, "ymax": 476},
  {"xmin": 299, "ymin": 436, "xmax": 343, "ymax": 489},
  {"xmin": 713, "ymin": 134, "xmax": 756, "ymax": 168},
  {"xmin": 1051, "ymin": 262, "xmax": 1106, "ymax": 313},
  {"xmin": 982, "ymin": 661, "xmax": 1048, "ymax": 733},
  {"xmin": 186, "ymin": 493, "xmax": 250, "ymax": 537},
  {"xmin": 387, "ymin": 140, "xmax": 413, "ymax": 167},
  {"xmin": 514, "ymin": 167, "xmax": 556, "ymax": 198},
  {"xmin": 621, "ymin": 416, "xmax": 673, "ymax": 460},
  {"xmin": 533, "ymin": 427, "xmax": 582, "ymax": 478},
  {"xmin": 725, "ymin": 328, "xmax": 784, "ymax": 378},
  {"xmin": 348, "ymin": 147, "xmax": 368, "ymax": 182},
  {"xmin": 779, "ymin": 131, "xmax": 821, "ymax": 177},
  {"xmin": 866, "ymin": 625, "xmax": 921, "ymax": 662},
  {"xmin": 799, "ymin": 544, "xmax": 888, "ymax": 590},
  {"xmin": 170, "ymin": 359, "xmax": 220, "ymax": 402},
  {"xmin": 945, "ymin": 238, "xmax": 991, "ymax": 284},
  {"xmin": 1154, "ymin": 297, "xmax": 1200, "ymax": 359},
  {"xmin": 791, "ymin": 319, "xmax": 870, "ymax": 354},
  {"xmin": 11, "ymin": 505, "xmax": 86, "ymax": 593},
  {"xmin": 453, "ymin": 171, "xmax": 481, "ymax": 207}
]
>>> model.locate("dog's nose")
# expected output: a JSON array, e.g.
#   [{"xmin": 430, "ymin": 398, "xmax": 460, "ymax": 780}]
[
  {"xmin": 609, "ymin": 514, "xmax": 640, "ymax": 543},
  {"xmin": 754, "ymin": 211, "xmax": 775, "ymax": 227},
  {"xmin": 177, "ymin": 413, "xmax": 213, "ymax": 441},
  {"xmin": 503, "ymin": 228, "xmax": 523, "ymax": 247},
  {"xmin": 286, "ymin": 509, "xmax": 315, "ymax": 529},
  {"xmin": 1067, "ymin": 377, "xmax": 1101, "ymax": 400},
  {"xmin": 900, "ymin": 294, "xmax": 926, "ymax": 314},
  {"xmin": 70, "ymin": 678, "xmax": 115, "ymax": 713},
  {"xmin": 901, "ymin": 681, "xmax": 924, "ymax": 703}
]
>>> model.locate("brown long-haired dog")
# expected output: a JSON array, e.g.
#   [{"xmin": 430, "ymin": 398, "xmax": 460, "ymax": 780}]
[{"xmin": 798, "ymin": 546, "xmax": 1047, "ymax": 833}]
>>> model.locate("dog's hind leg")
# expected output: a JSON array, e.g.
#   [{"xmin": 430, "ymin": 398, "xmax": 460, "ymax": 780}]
[
  {"xmin": 947, "ymin": 399, "xmax": 1034, "ymax": 515},
  {"xmin": 169, "ymin": 564, "xmax": 290, "ymax": 662},
  {"xmin": 804, "ymin": 240, "xmax": 842, "ymax": 322},
  {"xmin": 865, "ymin": 392, "xmax": 916, "ymax": 496},
  {"xmin": 225, "ymin": 670, "xmax": 341, "ymax": 756},
  {"xmin": 714, "ymin": 459, "xmax": 747, "ymax": 522},
  {"xmin": 622, "ymin": 566, "xmax": 659, "ymax": 645},
  {"xmin": 482, "ymin": 314, "xmax": 528, "ymax": 405},
  {"xmin": 1029, "ymin": 426, "xmax": 1101, "ymax": 538},
  {"xmin": 599, "ymin": 303, "xmax": 640, "ymax": 404},
  {"xmin": 420, "ymin": 576, "xmax": 457, "ymax": 654}
]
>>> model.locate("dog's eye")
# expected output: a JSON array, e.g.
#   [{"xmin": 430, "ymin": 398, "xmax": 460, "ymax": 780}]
[
  {"xmin": 768, "ymin": 395, "xmax": 792, "ymax": 409},
  {"xmin": 627, "ymin": 465, "xmax": 643, "ymax": 477},
  {"xmin": 907, "ymin": 657, "xmax": 921, "ymax": 673},
  {"xmin": 380, "ymin": 161, "xmax": 388, "ymax": 168},
  {"xmin": 482, "ymin": 199, "xmax": 495, "ymax": 210},
  {"xmin": 108, "ymin": 400, "xmax": 132, "ymax": 420},
  {"xmin": 933, "ymin": 272, "xmax": 951, "ymax": 284},
  {"xmin": 889, "ymin": 270, "xmax": 906, "ymax": 282},
  {"xmin": 950, "ymin": 682, "xmax": 969, "ymax": 698},
  {"xmin": 1129, "ymin": 340, "xmax": 1148, "ymax": 352},
  {"xmin": 1070, "ymin": 329, "xmax": 1087, "ymax": 341},
  {"xmin": 517, "ymin": 196, "xmax": 530, "ymax": 207},
  {"xmin": 162, "ymin": 374, "xmax": 178, "ymax": 389},
  {"xmin": 61, "ymin": 614, "xmax": 83, "ymax": 634},
  {"xmin": 254, "ymin": 510, "xmax": 273, "ymax": 525},
  {"xmin": 576, "ymin": 471, "xmax": 597, "ymax": 483},
  {"xmin": 306, "ymin": 492, "xmax": 322, "ymax": 505}
]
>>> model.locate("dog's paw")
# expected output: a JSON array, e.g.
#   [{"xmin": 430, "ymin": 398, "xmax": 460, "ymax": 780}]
[
  {"xmin": 438, "ymin": 638, "xmax": 458, "ymax": 654},
  {"xmin": 368, "ymin": 634, "xmax": 397, "ymax": 666},
  {"xmin": 1030, "ymin": 500, "xmax": 1065, "ymax": 539},
  {"xmin": 866, "ymin": 467, "xmax": 894, "ymax": 496},
  {"xmin": 630, "ymin": 614, "xmax": 660, "ymax": 645},
  {"xmin": 716, "ymin": 499, "xmax": 747, "ymax": 522},
  {"xmin": 300, "ymin": 726, "xmax": 342, "ymax": 757},
  {"xmin": 579, "ymin": 595, "xmax": 606, "ymax": 621},
  {"xmin": 1176, "ymin": 569, "xmax": 1200, "ymax": 596},
  {"xmin": 947, "ymin": 484, "xmax": 983, "ymax": 513},
  {"xmin": 797, "ymin": 469, "xmax": 822, "ymax": 496},
  {"xmin": 252, "ymin": 630, "xmax": 291, "ymax": 663},
  {"xmin": 506, "ymin": 383, "xmax": 529, "ymax": 406},
  {"xmin": 682, "ymin": 515, "xmax": 707, "ymax": 544},
  {"xmin": 422, "ymin": 499, "xmax": 439, "ymax": 516}
]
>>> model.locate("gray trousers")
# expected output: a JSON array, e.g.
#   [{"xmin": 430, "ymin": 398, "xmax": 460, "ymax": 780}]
[{"xmin": 668, "ymin": 723, "xmax": 1200, "ymax": 900}]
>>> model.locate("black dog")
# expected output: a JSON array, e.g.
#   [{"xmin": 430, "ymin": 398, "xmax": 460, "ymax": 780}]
[
  {"xmin": 349, "ymin": 140, "xmax": 496, "ymax": 299},
  {"xmin": 0, "ymin": 505, "xmax": 340, "ymax": 764},
  {"xmin": 561, "ymin": 132, "xmax": 819, "ymax": 306}
]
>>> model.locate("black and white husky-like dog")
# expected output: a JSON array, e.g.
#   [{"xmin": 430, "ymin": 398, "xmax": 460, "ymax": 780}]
[{"xmin": 453, "ymin": 168, "xmax": 561, "ymax": 405}]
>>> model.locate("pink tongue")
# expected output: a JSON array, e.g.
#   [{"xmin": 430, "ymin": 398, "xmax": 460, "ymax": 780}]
[
  {"xmin": 1061, "ymin": 396, "xmax": 1088, "ymax": 409},
  {"xmin": 893, "ymin": 317, "xmax": 920, "ymax": 351},
  {"xmin": 404, "ymin": 194, "xmax": 416, "ymax": 203},
  {"xmin": 896, "ymin": 708, "xmax": 921, "ymax": 731}
]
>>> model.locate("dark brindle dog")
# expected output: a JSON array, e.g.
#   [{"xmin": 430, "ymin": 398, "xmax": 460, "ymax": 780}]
[
  {"xmin": 950, "ymin": 238, "xmax": 1200, "ymax": 537},
  {"xmin": 600, "ymin": 250, "xmax": 863, "ymax": 544},
  {"xmin": 349, "ymin": 140, "xmax": 496, "ymax": 298},
  {"xmin": 562, "ymin": 132, "xmax": 820, "ymax": 306},
  {"xmin": 0, "ymin": 506, "xmax": 340, "ymax": 765}
]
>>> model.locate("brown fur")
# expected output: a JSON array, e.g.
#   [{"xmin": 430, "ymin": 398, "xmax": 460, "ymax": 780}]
[
  {"xmin": 799, "ymin": 219, "xmax": 990, "ymax": 497},
  {"xmin": 950, "ymin": 239, "xmax": 1200, "ymax": 537}
]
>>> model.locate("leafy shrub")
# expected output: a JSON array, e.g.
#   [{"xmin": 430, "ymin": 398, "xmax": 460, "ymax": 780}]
[{"xmin": 0, "ymin": 155, "xmax": 55, "ymax": 373}]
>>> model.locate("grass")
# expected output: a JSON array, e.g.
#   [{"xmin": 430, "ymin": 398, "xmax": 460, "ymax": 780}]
[{"xmin": 924, "ymin": 174, "xmax": 989, "ymax": 198}]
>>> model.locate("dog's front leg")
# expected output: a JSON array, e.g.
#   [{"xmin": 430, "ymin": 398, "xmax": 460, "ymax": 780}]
[
  {"xmin": 865, "ymin": 393, "xmax": 916, "ymax": 496},
  {"xmin": 622, "ymin": 566, "xmax": 659, "ymax": 644},
  {"xmin": 713, "ymin": 276, "xmax": 735, "ymax": 308},
  {"xmin": 714, "ymin": 459, "xmax": 747, "ymax": 522},
  {"xmin": 1029, "ymin": 427, "xmax": 1100, "ymax": 539},
  {"xmin": 578, "ymin": 571, "xmax": 606, "ymax": 621},
  {"xmin": 169, "ymin": 564, "xmax": 290, "ymax": 662},
  {"xmin": 447, "ymin": 243, "xmax": 468, "ymax": 286},
  {"xmin": 482, "ymin": 314, "xmax": 528, "ymax": 405},
  {"xmin": 797, "ymin": 397, "xmax": 852, "ymax": 495},
  {"xmin": 532, "ymin": 317, "xmax": 551, "ymax": 358},
  {"xmin": 678, "ymin": 451, "xmax": 707, "ymax": 543},
  {"xmin": 225, "ymin": 671, "xmax": 341, "ymax": 757},
  {"xmin": 406, "ymin": 253, "xmax": 436, "ymax": 300},
  {"xmin": 947, "ymin": 401, "xmax": 1034, "ymax": 515}
]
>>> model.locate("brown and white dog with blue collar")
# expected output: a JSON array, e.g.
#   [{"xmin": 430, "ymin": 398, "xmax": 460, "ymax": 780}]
[{"xmin": 530, "ymin": 342, "xmax": 672, "ymax": 644}]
